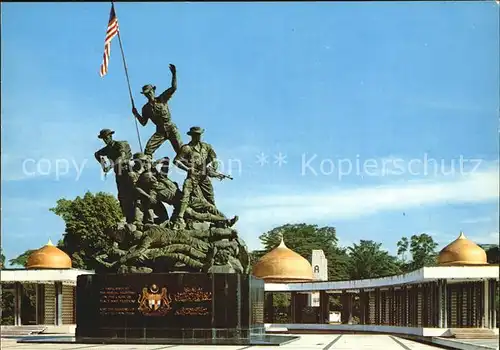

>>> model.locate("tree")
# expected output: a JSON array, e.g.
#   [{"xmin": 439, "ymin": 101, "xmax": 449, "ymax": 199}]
[
  {"xmin": 396, "ymin": 236, "xmax": 409, "ymax": 264},
  {"xmin": 8, "ymin": 250, "xmax": 36, "ymax": 268},
  {"xmin": 0, "ymin": 248, "xmax": 5, "ymax": 268},
  {"xmin": 397, "ymin": 233, "xmax": 438, "ymax": 272},
  {"xmin": 482, "ymin": 245, "xmax": 500, "ymax": 264},
  {"xmin": 51, "ymin": 191, "xmax": 123, "ymax": 270},
  {"xmin": 410, "ymin": 233, "xmax": 438, "ymax": 268},
  {"xmin": 248, "ymin": 250, "xmax": 266, "ymax": 269},
  {"xmin": 346, "ymin": 240, "xmax": 401, "ymax": 280},
  {"xmin": 257, "ymin": 223, "xmax": 349, "ymax": 280},
  {"xmin": 1, "ymin": 288, "xmax": 14, "ymax": 325}
]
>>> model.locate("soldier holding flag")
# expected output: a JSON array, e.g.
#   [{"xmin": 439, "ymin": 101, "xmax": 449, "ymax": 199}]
[{"xmin": 132, "ymin": 64, "xmax": 183, "ymax": 158}]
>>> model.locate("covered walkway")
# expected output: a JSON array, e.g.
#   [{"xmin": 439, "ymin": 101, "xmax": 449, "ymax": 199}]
[
  {"xmin": 265, "ymin": 266, "xmax": 499, "ymax": 336},
  {"xmin": 253, "ymin": 233, "xmax": 499, "ymax": 338},
  {"xmin": 264, "ymin": 266, "xmax": 499, "ymax": 337}
]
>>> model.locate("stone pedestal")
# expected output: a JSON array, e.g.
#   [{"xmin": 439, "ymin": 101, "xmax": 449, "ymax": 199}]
[{"xmin": 75, "ymin": 273, "xmax": 288, "ymax": 345}]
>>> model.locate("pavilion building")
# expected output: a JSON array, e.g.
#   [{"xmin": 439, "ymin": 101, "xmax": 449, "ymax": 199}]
[
  {"xmin": 0, "ymin": 240, "xmax": 92, "ymax": 333},
  {"xmin": 253, "ymin": 232, "xmax": 499, "ymax": 338}
]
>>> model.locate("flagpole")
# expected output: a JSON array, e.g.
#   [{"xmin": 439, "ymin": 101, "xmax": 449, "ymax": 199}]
[{"xmin": 111, "ymin": 1, "xmax": 143, "ymax": 152}]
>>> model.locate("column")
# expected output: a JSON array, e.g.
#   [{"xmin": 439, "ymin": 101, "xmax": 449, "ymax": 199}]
[
  {"xmin": 467, "ymin": 283, "xmax": 472, "ymax": 327},
  {"xmin": 14, "ymin": 282, "xmax": 22, "ymax": 326},
  {"xmin": 55, "ymin": 282, "xmax": 63, "ymax": 326},
  {"xmin": 347, "ymin": 293, "xmax": 353, "ymax": 324},
  {"xmin": 319, "ymin": 290, "xmax": 329, "ymax": 323},
  {"xmin": 359, "ymin": 290, "xmax": 366, "ymax": 325},
  {"xmin": 36, "ymin": 284, "xmax": 45, "ymax": 324},
  {"xmin": 403, "ymin": 286, "xmax": 409, "ymax": 327},
  {"xmin": 389, "ymin": 289, "xmax": 394, "ymax": 325},
  {"xmin": 35, "ymin": 284, "xmax": 39, "ymax": 325},
  {"xmin": 443, "ymin": 280, "xmax": 448, "ymax": 328},
  {"xmin": 422, "ymin": 284, "xmax": 428, "ymax": 327},
  {"xmin": 459, "ymin": 284, "xmax": 464, "ymax": 327},
  {"xmin": 408, "ymin": 287, "xmax": 413, "ymax": 327},
  {"xmin": 340, "ymin": 292, "xmax": 346, "ymax": 324},
  {"xmin": 380, "ymin": 290, "xmax": 386, "ymax": 324},
  {"xmin": 482, "ymin": 280, "xmax": 489, "ymax": 328},
  {"xmin": 340, "ymin": 292, "xmax": 353, "ymax": 324},
  {"xmin": 433, "ymin": 281, "xmax": 439, "ymax": 327},
  {"xmin": 368, "ymin": 290, "xmax": 376, "ymax": 325},
  {"xmin": 394, "ymin": 288, "xmax": 400, "ymax": 326},
  {"xmin": 413, "ymin": 286, "xmax": 419, "ymax": 327},
  {"xmin": 438, "ymin": 280, "xmax": 444, "ymax": 327},
  {"xmin": 490, "ymin": 279, "xmax": 497, "ymax": 329}
]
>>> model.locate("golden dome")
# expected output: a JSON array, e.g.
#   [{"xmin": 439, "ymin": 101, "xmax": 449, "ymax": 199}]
[
  {"xmin": 26, "ymin": 240, "xmax": 72, "ymax": 269},
  {"xmin": 438, "ymin": 232, "xmax": 487, "ymax": 266},
  {"xmin": 252, "ymin": 238, "xmax": 314, "ymax": 282}
]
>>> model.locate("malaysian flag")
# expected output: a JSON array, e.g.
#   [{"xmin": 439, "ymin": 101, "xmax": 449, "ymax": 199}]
[{"xmin": 99, "ymin": 4, "xmax": 119, "ymax": 77}]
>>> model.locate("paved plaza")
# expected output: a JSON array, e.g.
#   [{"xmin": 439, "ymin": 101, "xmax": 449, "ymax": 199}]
[{"xmin": 0, "ymin": 334, "xmax": 451, "ymax": 350}]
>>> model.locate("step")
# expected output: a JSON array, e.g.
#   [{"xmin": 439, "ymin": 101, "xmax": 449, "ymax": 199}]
[
  {"xmin": 451, "ymin": 328, "xmax": 498, "ymax": 339},
  {"xmin": 0, "ymin": 326, "xmax": 47, "ymax": 336}
]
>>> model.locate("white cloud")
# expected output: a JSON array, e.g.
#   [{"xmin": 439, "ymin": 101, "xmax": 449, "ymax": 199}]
[
  {"xmin": 348, "ymin": 154, "xmax": 496, "ymax": 180},
  {"xmin": 225, "ymin": 166, "xmax": 499, "ymax": 246},
  {"xmin": 460, "ymin": 217, "xmax": 493, "ymax": 224}
]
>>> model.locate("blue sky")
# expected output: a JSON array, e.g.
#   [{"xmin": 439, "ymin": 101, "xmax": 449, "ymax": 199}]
[{"xmin": 1, "ymin": 2, "xmax": 499, "ymax": 265}]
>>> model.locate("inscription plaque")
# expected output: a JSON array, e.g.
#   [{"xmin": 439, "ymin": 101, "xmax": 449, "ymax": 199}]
[
  {"xmin": 76, "ymin": 273, "xmax": 265, "ymax": 342},
  {"xmin": 99, "ymin": 286, "xmax": 136, "ymax": 316}
]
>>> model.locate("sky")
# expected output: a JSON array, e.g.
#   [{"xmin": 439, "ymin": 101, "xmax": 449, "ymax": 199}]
[{"xmin": 1, "ymin": 2, "xmax": 499, "ymax": 265}]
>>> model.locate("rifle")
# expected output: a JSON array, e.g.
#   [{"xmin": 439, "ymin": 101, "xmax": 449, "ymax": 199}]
[{"xmin": 209, "ymin": 170, "xmax": 233, "ymax": 180}]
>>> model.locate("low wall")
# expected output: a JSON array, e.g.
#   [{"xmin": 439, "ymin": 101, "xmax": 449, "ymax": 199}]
[{"xmin": 265, "ymin": 323, "xmax": 453, "ymax": 337}]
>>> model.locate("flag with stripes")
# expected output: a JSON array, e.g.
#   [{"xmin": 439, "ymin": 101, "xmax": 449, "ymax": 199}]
[{"xmin": 99, "ymin": 4, "xmax": 119, "ymax": 77}]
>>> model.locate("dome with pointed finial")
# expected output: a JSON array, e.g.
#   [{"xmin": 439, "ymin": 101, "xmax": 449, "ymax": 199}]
[
  {"xmin": 26, "ymin": 239, "xmax": 72, "ymax": 269},
  {"xmin": 437, "ymin": 232, "xmax": 488, "ymax": 266},
  {"xmin": 252, "ymin": 236, "xmax": 314, "ymax": 282}
]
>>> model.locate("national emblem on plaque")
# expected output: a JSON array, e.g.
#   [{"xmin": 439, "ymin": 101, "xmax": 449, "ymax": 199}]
[{"xmin": 138, "ymin": 284, "xmax": 172, "ymax": 315}]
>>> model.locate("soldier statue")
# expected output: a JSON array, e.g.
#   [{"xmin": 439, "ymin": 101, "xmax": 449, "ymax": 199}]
[
  {"xmin": 173, "ymin": 126, "xmax": 230, "ymax": 227},
  {"xmin": 133, "ymin": 154, "xmax": 181, "ymax": 225},
  {"xmin": 94, "ymin": 129, "xmax": 135, "ymax": 223},
  {"xmin": 92, "ymin": 64, "xmax": 248, "ymax": 274},
  {"xmin": 132, "ymin": 64, "xmax": 182, "ymax": 158}
]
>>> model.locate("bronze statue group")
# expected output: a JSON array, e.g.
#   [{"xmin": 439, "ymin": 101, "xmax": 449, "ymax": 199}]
[{"xmin": 93, "ymin": 65, "xmax": 248, "ymax": 274}]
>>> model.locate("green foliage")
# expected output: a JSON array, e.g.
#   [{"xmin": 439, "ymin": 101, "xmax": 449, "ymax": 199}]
[
  {"xmin": 346, "ymin": 240, "xmax": 401, "ymax": 279},
  {"xmin": 396, "ymin": 236, "xmax": 409, "ymax": 263},
  {"xmin": 480, "ymin": 245, "xmax": 499, "ymax": 264},
  {"xmin": 397, "ymin": 233, "xmax": 438, "ymax": 272},
  {"xmin": 410, "ymin": 233, "xmax": 438, "ymax": 267},
  {"xmin": 257, "ymin": 223, "xmax": 349, "ymax": 280},
  {"xmin": 9, "ymin": 250, "xmax": 36, "ymax": 268},
  {"xmin": 51, "ymin": 191, "xmax": 123, "ymax": 270},
  {"xmin": 248, "ymin": 250, "xmax": 266, "ymax": 269},
  {"xmin": 273, "ymin": 292, "xmax": 290, "ymax": 307},
  {"xmin": 0, "ymin": 248, "xmax": 5, "ymax": 268},
  {"xmin": 1, "ymin": 287, "xmax": 14, "ymax": 325}
]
